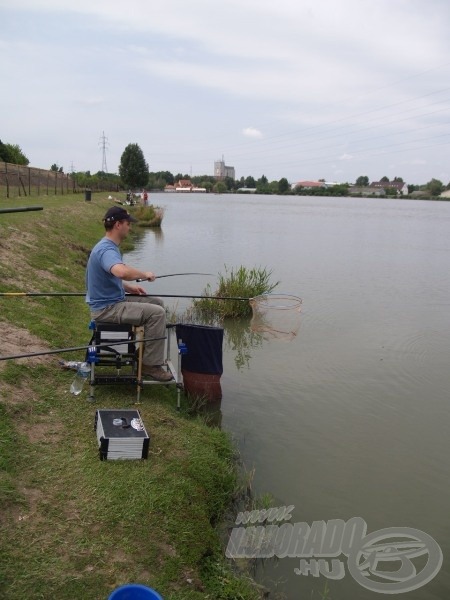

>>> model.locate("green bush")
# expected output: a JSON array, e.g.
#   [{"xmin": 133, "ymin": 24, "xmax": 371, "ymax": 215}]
[
  {"xmin": 129, "ymin": 204, "xmax": 164, "ymax": 227},
  {"xmin": 194, "ymin": 265, "xmax": 279, "ymax": 319}
]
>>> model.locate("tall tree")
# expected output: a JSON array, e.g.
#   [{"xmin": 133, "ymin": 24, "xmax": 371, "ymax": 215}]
[
  {"xmin": 0, "ymin": 141, "xmax": 29, "ymax": 165},
  {"xmin": 214, "ymin": 181, "xmax": 227, "ymax": 193},
  {"xmin": 278, "ymin": 177, "xmax": 290, "ymax": 193},
  {"xmin": 0, "ymin": 139, "xmax": 7, "ymax": 161},
  {"xmin": 426, "ymin": 178, "xmax": 444, "ymax": 196},
  {"xmin": 356, "ymin": 175, "xmax": 369, "ymax": 186},
  {"xmin": 119, "ymin": 143, "xmax": 149, "ymax": 188},
  {"xmin": 224, "ymin": 176, "xmax": 236, "ymax": 190}
]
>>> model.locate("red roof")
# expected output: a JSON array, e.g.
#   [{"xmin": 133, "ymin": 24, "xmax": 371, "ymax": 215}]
[{"xmin": 295, "ymin": 181, "xmax": 325, "ymax": 188}]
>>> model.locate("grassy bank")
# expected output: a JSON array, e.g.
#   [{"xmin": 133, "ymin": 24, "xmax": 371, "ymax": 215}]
[{"xmin": 0, "ymin": 194, "xmax": 260, "ymax": 600}]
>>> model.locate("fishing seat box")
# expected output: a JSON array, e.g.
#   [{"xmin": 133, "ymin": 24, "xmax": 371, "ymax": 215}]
[{"xmin": 94, "ymin": 409, "xmax": 149, "ymax": 460}]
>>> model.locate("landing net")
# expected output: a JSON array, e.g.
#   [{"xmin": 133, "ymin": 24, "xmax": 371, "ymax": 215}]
[{"xmin": 250, "ymin": 294, "xmax": 302, "ymax": 341}]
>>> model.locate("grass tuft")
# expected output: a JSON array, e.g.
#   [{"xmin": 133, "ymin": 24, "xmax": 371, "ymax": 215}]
[
  {"xmin": 129, "ymin": 204, "xmax": 164, "ymax": 227},
  {"xmin": 193, "ymin": 266, "xmax": 279, "ymax": 319}
]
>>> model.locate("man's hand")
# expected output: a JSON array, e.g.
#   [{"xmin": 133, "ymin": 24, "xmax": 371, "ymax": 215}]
[
  {"xmin": 143, "ymin": 271, "xmax": 156, "ymax": 282},
  {"xmin": 124, "ymin": 283, "xmax": 147, "ymax": 295}
]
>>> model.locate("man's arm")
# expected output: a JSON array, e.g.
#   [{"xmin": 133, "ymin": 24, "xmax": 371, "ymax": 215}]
[{"xmin": 110, "ymin": 263, "xmax": 156, "ymax": 282}]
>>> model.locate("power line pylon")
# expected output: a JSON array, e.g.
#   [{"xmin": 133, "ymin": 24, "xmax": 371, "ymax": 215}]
[{"xmin": 99, "ymin": 131, "xmax": 109, "ymax": 173}]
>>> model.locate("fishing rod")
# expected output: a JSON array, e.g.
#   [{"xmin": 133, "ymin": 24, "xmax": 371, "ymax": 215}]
[
  {"xmin": 0, "ymin": 336, "xmax": 167, "ymax": 362},
  {"xmin": 0, "ymin": 292, "xmax": 250, "ymax": 300},
  {"xmin": 0, "ymin": 272, "xmax": 213, "ymax": 295},
  {"xmin": 137, "ymin": 272, "xmax": 213, "ymax": 281},
  {"xmin": 0, "ymin": 206, "xmax": 44, "ymax": 214}
]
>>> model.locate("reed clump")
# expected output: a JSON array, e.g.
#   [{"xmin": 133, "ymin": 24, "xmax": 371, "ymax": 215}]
[
  {"xmin": 194, "ymin": 265, "xmax": 279, "ymax": 319},
  {"xmin": 130, "ymin": 204, "xmax": 164, "ymax": 227}
]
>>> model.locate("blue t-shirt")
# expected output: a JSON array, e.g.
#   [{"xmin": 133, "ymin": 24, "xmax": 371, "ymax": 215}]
[{"xmin": 85, "ymin": 237, "xmax": 125, "ymax": 311}]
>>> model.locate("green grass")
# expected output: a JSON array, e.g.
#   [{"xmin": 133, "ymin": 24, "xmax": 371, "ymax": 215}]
[
  {"xmin": 129, "ymin": 204, "xmax": 164, "ymax": 227},
  {"xmin": 0, "ymin": 193, "xmax": 262, "ymax": 600},
  {"xmin": 193, "ymin": 266, "xmax": 279, "ymax": 319}
]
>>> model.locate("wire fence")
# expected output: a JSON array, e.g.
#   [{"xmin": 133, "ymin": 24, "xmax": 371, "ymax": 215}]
[{"xmin": 0, "ymin": 162, "xmax": 116, "ymax": 199}]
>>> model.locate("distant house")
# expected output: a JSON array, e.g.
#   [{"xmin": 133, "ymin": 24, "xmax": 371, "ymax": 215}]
[
  {"xmin": 175, "ymin": 179, "xmax": 193, "ymax": 191},
  {"xmin": 291, "ymin": 180, "xmax": 326, "ymax": 190},
  {"xmin": 165, "ymin": 179, "xmax": 206, "ymax": 193},
  {"xmin": 370, "ymin": 180, "xmax": 408, "ymax": 195},
  {"xmin": 349, "ymin": 186, "xmax": 386, "ymax": 197}
]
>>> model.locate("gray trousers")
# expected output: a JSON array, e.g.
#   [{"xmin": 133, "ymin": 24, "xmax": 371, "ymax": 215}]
[{"xmin": 91, "ymin": 296, "xmax": 166, "ymax": 366}]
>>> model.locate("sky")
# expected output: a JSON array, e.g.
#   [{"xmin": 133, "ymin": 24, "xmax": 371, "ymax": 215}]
[{"xmin": 1, "ymin": 0, "xmax": 450, "ymax": 185}]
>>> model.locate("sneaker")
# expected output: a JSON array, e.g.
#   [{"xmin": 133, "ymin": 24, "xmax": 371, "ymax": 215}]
[{"xmin": 142, "ymin": 365, "xmax": 173, "ymax": 382}]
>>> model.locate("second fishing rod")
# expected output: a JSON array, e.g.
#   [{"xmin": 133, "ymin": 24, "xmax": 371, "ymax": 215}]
[{"xmin": 0, "ymin": 271, "xmax": 252, "ymax": 301}]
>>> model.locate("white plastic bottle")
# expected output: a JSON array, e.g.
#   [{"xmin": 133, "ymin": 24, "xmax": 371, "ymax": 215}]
[{"xmin": 70, "ymin": 362, "xmax": 91, "ymax": 395}]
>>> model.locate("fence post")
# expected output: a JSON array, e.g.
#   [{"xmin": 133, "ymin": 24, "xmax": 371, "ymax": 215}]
[
  {"xmin": 17, "ymin": 165, "xmax": 27, "ymax": 196},
  {"xmin": 5, "ymin": 162, "xmax": 9, "ymax": 199}
]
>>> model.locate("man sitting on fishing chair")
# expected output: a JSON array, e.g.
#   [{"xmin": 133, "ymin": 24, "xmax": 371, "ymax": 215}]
[{"xmin": 85, "ymin": 206, "xmax": 173, "ymax": 382}]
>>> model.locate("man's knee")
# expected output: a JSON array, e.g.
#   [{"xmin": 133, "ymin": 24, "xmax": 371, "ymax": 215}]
[
  {"xmin": 149, "ymin": 296, "xmax": 164, "ymax": 308},
  {"xmin": 135, "ymin": 296, "xmax": 164, "ymax": 309},
  {"xmin": 142, "ymin": 303, "xmax": 166, "ymax": 321}
]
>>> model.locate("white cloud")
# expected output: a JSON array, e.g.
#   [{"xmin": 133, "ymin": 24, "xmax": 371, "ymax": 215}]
[
  {"xmin": 2, "ymin": 0, "xmax": 450, "ymax": 181},
  {"xmin": 242, "ymin": 128, "xmax": 263, "ymax": 139}
]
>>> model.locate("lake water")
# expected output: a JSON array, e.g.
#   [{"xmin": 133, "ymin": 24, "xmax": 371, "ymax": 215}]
[{"xmin": 125, "ymin": 193, "xmax": 450, "ymax": 600}]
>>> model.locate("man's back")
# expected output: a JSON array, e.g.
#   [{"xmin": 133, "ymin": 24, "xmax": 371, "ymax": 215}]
[{"xmin": 86, "ymin": 237, "xmax": 125, "ymax": 312}]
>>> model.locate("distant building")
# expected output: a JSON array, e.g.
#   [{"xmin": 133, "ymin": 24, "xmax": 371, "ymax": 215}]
[
  {"xmin": 214, "ymin": 157, "xmax": 235, "ymax": 180},
  {"xmin": 349, "ymin": 186, "xmax": 386, "ymax": 197},
  {"xmin": 291, "ymin": 180, "xmax": 326, "ymax": 190},
  {"xmin": 165, "ymin": 179, "xmax": 206, "ymax": 193},
  {"xmin": 370, "ymin": 180, "xmax": 408, "ymax": 195},
  {"xmin": 174, "ymin": 179, "xmax": 193, "ymax": 191}
]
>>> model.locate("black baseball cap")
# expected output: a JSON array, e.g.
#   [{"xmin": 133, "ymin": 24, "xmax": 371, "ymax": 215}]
[{"xmin": 103, "ymin": 206, "xmax": 137, "ymax": 223}]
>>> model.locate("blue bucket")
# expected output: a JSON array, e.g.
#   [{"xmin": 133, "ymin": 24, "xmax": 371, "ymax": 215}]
[{"xmin": 108, "ymin": 584, "xmax": 163, "ymax": 600}]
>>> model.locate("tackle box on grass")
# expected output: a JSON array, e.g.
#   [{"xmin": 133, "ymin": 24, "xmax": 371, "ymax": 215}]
[{"xmin": 94, "ymin": 409, "xmax": 149, "ymax": 460}]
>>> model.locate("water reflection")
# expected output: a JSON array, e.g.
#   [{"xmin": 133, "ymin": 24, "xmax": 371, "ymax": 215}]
[
  {"xmin": 130, "ymin": 225, "xmax": 164, "ymax": 251},
  {"xmin": 172, "ymin": 306, "xmax": 264, "ymax": 372},
  {"xmin": 151, "ymin": 227, "xmax": 164, "ymax": 244},
  {"xmin": 172, "ymin": 297, "xmax": 301, "ymax": 372},
  {"xmin": 223, "ymin": 319, "xmax": 264, "ymax": 371},
  {"xmin": 174, "ymin": 317, "xmax": 264, "ymax": 428},
  {"xmin": 177, "ymin": 314, "xmax": 302, "ymax": 429}
]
